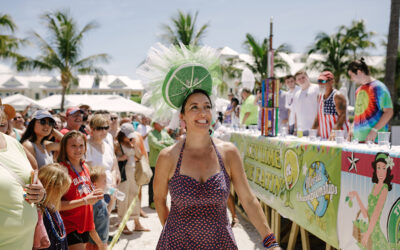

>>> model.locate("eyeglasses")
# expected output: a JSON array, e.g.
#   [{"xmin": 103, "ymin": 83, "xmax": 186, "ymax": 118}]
[
  {"xmin": 13, "ymin": 116, "xmax": 22, "ymax": 120},
  {"xmin": 39, "ymin": 119, "xmax": 55, "ymax": 127},
  {"xmin": 95, "ymin": 126, "xmax": 109, "ymax": 131},
  {"xmin": 110, "ymin": 117, "xmax": 118, "ymax": 121},
  {"xmin": 318, "ymin": 79, "xmax": 329, "ymax": 84}
]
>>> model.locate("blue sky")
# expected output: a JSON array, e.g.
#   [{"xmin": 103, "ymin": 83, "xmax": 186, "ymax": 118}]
[{"xmin": 2, "ymin": 0, "xmax": 391, "ymax": 78}]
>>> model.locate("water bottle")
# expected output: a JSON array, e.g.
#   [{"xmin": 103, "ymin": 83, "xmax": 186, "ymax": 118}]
[{"xmin": 106, "ymin": 187, "xmax": 126, "ymax": 201}]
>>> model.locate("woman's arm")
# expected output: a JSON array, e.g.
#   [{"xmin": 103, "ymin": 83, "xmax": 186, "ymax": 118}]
[
  {"xmin": 362, "ymin": 186, "xmax": 388, "ymax": 247},
  {"xmin": 153, "ymin": 148, "xmax": 172, "ymax": 226},
  {"xmin": 349, "ymin": 191, "xmax": 368, "ymax": 219},
  {"xmin": 225, "ymin": 142, "xmax": 273, "ymax": 238},
  {"xmin": 60, "ymin": 189, "xmax": 104, "ymax": 211},
  {"xmin": 23, "ymin": 146, "xmax": 38, "ymax": 170},
  {"xmin": 112, "ymin": 154, "xmax": 121, "ymax": 186}
]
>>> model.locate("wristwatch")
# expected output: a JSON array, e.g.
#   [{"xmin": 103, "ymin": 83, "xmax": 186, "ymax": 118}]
[{"xmin": 371, "ymin": 127, "xmax": 378, "ymax": 133}]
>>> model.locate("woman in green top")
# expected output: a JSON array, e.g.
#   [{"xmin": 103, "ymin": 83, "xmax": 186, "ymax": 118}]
[{"xmin": 348, "ymin": 152, "xmax": 394, "ymax": 249}]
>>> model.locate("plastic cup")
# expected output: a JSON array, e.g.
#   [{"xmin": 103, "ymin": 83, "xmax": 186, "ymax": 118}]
[
  {"xmin": 378, "ymin": 132, "xmax": 391, "ymax": 148},
  {"xmin": 309, "ymin": 129, "xmax": 317, "ymax": 141},
  {"xmin": 297, "ymin": 130, "xmax": 303, "ymax": 138},
  {"xmin": 280, "ymin": 127, "xmax": 288, "ymax": 138},
  {"xmin": 334, "ymin": 130, "xmax": 344, "ymax": 144}
]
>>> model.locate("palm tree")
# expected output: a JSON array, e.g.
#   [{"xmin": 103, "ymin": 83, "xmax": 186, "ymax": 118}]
[
  {"xmin": 308, "ymin": 21, "xmax": 376, "ymax": 88},
  {"xmin": 307, "ymin": 31, "xmax": 349, "ymax": 88},
  {"xmin": 342, "ymin": 20, "xmax": 376, "ymax": 60},
  {"xmin": 17, "ymin": 10, "xmax": 110, "ymax": 111},
  {"xmin": 243, "ymin": 33, "xmax": 290, "ymax": 84},
  {"xmin": 0, "ymin": 14, "xmax": 24, "ymax": 61},
  {"xmin": 385, "ymin": 0, "xmax": 400, "ymax": 120},
  {"xmin": 161, "ymin": 10, "xmax": 209, "ymax": 46}
]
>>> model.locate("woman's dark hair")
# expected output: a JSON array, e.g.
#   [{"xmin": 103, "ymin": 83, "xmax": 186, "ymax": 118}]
[
  {"xmin": 231, "ymin": 97, "xmax": 239, "ymax": 106},
  {"xmin": 347, "ymin": 58, "xmax": 370, "ymax": 75},
  {"xmin": 371, "ymin": 152, "xmax": 393, "ymax": 191},
  {"xmin": 180, "ymin": 89, "xmax": 212, "ymax": 114},
  {"xmin": 20, "ymin": 118, "xmax": 53, "ymax": 144},
  {"xmin": 116, "ymin": 130, "xmax": 126, "ymax": 144}
]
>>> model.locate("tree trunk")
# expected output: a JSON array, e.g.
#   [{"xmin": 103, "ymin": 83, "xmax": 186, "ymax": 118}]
[
  {"xmin": 384, "ymin": 0, "xmax": 400, "ymax": 120},
  {"xmin": 60, "ymin": 86, "xmax": 67, "ymax": 112}
]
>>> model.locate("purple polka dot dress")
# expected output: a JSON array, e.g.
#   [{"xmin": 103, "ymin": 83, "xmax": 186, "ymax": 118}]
[{"xmin": 156, "ymin": 140, "xmax": 238, "ymax": 249}]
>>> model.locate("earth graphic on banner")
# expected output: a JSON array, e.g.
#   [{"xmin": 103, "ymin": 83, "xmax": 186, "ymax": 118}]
[{"xmin": 302, "ymin": 161, "xmax": 330, "ymax": 217}]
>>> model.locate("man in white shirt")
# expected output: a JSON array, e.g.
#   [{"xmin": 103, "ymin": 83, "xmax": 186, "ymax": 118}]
[
  {"xmin": 136, "ymin": 115, "xmax": 151, "ymax": 154},
  {"xmin": 284, "ymin": 75, "xmax": 300, "ymax": 135},
  {"xmin": 293, "ymin": 70, "xmax": 319, "ymax": 136}
]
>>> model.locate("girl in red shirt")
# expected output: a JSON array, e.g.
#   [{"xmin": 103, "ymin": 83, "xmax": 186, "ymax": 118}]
[{"xmin": 58, "ymin": 131, "xmax": 104, "ymax": 250}]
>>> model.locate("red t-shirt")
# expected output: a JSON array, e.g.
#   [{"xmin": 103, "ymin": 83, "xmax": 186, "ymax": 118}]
[{"xmin": 59, "ymin": 161, "xmax": 95, "ymax": 234}]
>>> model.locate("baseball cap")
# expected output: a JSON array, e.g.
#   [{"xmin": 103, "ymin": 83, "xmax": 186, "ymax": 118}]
[
  {"xmin": 32, "ymin": 110, "xmax": 55, "ymax": 122},
  {"xmin": 66, "ymin": 107, "xmax": 83, "ymax": 116},
  {"xmin": 318, "ymin": 71, "xmax": 334, "ymax": 82},
  {"xmin": 120, "ymin": 123, "xmax": 136, "ymax": 139}
]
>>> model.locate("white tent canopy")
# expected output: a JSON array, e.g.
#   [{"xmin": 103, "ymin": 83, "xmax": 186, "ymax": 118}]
[
  {"xmin": 2, "ymin": 94, "xmax": 45, "ymax": 110},
  {"xmin": 37, "ymin": 94, "xmax": 153, "ymax": 116},
  {"xmin": 215, "ymin": 98, "xmax": 230, "ymax": 113}
]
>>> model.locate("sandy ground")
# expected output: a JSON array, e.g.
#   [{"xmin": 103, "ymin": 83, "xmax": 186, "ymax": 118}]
[{"xmin": 110, "ymin": 184, "xmax": 264, "ymax": 250}]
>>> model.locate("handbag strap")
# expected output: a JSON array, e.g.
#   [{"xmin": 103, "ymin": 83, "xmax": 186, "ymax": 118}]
[
  {"xmin": 0, "ymin": 163, "xmax": 26, "ymax": 187},
  {"xmin": 119, "ymin": 142, "xmax": 125, "ymax": 155}
]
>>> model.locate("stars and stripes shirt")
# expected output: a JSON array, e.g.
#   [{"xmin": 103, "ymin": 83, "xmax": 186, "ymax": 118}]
[{"xmin": 318, "ymin": 89, "xmax": 349, "ymax": 139}]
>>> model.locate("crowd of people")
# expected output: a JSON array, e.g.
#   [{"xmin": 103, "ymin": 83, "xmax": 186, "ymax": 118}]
[
  {"xmin": 0, "ymin": 57, "xmax": 394, "ymax": 250},
  {"xmin": 222, "ymin": 58, "xmax": 393, "ymax": 143},
  {"xmin": 0, "ymin": 101, "xmax": 181, "ymax": 249}
]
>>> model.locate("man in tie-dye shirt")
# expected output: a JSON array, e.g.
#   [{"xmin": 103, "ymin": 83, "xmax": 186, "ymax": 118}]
[{"xmin": 347, "ymin": 58, "xmax": 393, "ymax": 142}]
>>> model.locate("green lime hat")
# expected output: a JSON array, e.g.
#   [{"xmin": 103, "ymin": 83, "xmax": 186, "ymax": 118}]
[{"xmin": 162, "ymin": 63, "xmax": 213, "ymax": 109}]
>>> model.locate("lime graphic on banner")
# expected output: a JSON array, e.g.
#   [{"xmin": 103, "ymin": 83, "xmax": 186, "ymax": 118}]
[
  {"xmin": 283, "ymin": 149, "xmax": 300, "ymax": 208},
  {"xmin": 387, "ymin": 197, "xmax": 400, "ymax": 249}
]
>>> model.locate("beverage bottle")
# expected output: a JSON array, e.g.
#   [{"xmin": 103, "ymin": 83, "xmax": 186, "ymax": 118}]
[{"xmin": 106, "ymin": 187, "xmax": 126, "ymax": 201}]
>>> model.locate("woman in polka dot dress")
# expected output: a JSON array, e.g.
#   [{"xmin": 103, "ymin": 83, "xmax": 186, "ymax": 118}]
[{"xmin": 154, "ymin": 89, "xmax": 281, "ymax": 249}]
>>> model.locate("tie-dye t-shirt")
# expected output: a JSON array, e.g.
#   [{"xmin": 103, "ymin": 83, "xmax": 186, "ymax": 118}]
[{"xmin": 354, "ymin": 80, "xmax": 393, "ymax": 142}]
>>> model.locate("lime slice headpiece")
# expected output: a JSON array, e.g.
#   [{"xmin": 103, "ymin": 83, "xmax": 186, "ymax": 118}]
[{"xmin": 162, "ymin": 63, "xmax": 212, "ymax": 109}]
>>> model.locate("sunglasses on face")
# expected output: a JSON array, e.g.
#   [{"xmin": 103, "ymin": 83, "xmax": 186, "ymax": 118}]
[
  {"xmin": 318, "ymin": 79, "xmax": 329, "ymax": 84},
  {"xmin": 110, "ymin": 117, "xmax": 118, "ymax": 121},
  {"xmin": 39, "ymin": 119, "xmax": 55, "ymax": 127},
  {"xmin": 13, "ymin": 116, "xmax": 22, "ymax": 120},
  {"xmin": 95, "ymin": 126, "xmax": 109, "ymax": 131}
]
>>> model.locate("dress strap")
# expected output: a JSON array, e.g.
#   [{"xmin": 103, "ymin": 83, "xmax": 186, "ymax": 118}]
[
  {"xmin": 174, "ymin": 140, "xmax": 186, "ymax": 176},
  {"xmin": 211, "ymin": 139, "xmax": 227, "ymax": 174}
]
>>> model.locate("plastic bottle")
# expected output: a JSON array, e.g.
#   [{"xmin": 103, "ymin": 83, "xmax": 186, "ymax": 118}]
[{"xmin": 106, "ymin": 187, "xmax": 126, "ymax": 201}]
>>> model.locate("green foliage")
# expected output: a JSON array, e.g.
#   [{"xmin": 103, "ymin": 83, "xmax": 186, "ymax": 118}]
[
  {"xmin": 308, "ymin": 20, "xmax": 376, "ymax": 88},
  {"xmin": 0, "ymin": 14, "xmax": 25, "ymax": 61},
  {"xmin": 130, "ymin": 95, "xmax": 142, "ymax": 104},
  {"xmin": 16, "ymin": 10, "xmax": 110, "ymax": 111},
  {"xmin": 162, "ymin": 10, "xmax": 209, "ymax": 46},
  {"xmin": 243, "ymin": 33, "xmax": 290, "ymax": 84}
]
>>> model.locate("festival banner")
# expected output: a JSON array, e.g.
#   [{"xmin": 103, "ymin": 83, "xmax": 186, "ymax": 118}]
[
  {"xmin": 230, "ymin": 133, "xmax": 341, "ymax": 248},
  {"xmin": 338, "ymin": 148, "xmax": 400, "ymax": 250}
]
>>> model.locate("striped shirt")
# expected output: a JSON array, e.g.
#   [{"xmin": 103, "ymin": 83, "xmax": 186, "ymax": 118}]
[{"xmin": 317, "ymin": 89, "xmax": 349, "ymax": 139}]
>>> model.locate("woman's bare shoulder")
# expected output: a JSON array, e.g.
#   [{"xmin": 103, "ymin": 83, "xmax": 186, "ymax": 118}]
[{"xmin": 213, "ymin": 138, "xmax": 238, "ymax": 155}]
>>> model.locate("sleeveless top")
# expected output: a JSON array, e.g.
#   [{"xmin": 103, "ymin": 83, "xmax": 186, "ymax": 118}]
[
  {"xmin": 156, "ymin": 139, "xmax": 237, "ymax": 249},
  {"xmin": 32, "ymin": 143, "xmax": 53, "ymax": 169},
  {"xmin": 317, "ymin": 89, "xmax": 350, "ymax": 139}
]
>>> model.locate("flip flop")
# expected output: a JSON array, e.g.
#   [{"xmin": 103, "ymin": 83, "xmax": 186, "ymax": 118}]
[
  {"xmin": 122, "ymin": 227, "xmax": 134, "ymax": 235},
  {"xmin": 140, "ymin": 210, "xmax": 149, "ymax": 218}
]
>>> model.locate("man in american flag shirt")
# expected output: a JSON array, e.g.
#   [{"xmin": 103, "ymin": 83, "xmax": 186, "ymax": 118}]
[{"xmin": 312, "ymin": 71, "xmax": 349, "ymax": 140}]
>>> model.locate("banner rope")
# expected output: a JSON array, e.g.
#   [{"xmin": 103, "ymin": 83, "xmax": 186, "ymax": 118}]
[{"xmin": 108, "ymin": 189, "xmax": 140, "ymax": 249}]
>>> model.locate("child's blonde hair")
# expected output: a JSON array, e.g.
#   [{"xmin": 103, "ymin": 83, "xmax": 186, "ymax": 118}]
[
  {"xmin": 38, "ymin": 163, "xmax": 71, "ymax": 211},
  {"xmin": 88, "ymin": 165, "xmax": 106, "ymax": 184}
]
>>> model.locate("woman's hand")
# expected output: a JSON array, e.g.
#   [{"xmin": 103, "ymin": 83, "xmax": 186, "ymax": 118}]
[
  {"xmin": 348, "ymin": 191, "xmax": 358, "ymax": 200},
  {"xmin": 24, "ymin": 182, "xmax": 46, "ymax": 204},
  {"xmin": 118, "ymin": 154, "xmax": 128, "ymax": 161},
  {"xmin": 361, "ymin": 232, "xmax": 370, "ymax": 247},
  {"xmin": 84, "ymin": 189, "xmax": 104, "ymax": 205}
]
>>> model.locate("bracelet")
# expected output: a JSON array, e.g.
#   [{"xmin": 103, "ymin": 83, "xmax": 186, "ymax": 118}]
[
  {"xmin": 38, "ymin": 190, "xmax": 47, "ymax": 205},
  {"xmin": 263, "ymin": 232, "xmax": 279, "ymax": 249},
  {"xmin": 372, "ymin": 127, "xmax": 378, "ymax": 133}
]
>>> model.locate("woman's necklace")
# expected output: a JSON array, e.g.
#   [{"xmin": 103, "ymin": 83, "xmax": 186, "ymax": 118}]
[{"xmin": 44, "ymin": 208, "xmax": 66, "ymax": 241}]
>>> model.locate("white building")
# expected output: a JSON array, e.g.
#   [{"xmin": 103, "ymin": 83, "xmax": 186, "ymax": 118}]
[{"xmin": 0, "ymin": 74, "xmax": 144, "ymax": 100}]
